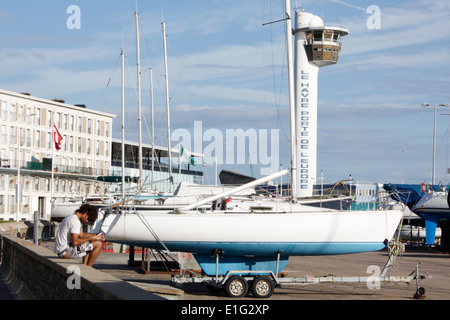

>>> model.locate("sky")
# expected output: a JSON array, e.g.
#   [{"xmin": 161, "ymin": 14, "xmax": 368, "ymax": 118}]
[{"xmin": 0, "ymin": 0, "xmax": 449, "ymax": 185}]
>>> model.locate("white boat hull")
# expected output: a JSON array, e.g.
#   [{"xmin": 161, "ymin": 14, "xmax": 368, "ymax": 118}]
[
  {"xmin": 51, "ymin": 201, "xmax": 82, "ymax": 221},
  {"xmin": 94, "ymin": 208, "xmax": 403, "ymax": 257},
  {"xmin": 413, "ymin": 192, "xmax": 450, "ymax": 216}
]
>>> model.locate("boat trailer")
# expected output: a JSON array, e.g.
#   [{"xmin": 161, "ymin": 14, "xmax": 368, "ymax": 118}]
[{"xmin": 171, "ymin": 246, "xmax": 431, "ymax": 299}]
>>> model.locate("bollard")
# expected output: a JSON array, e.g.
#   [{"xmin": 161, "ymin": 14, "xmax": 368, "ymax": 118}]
[{"xmin": 34, "ymin": 211, "xmax": 39, "ymax": 245}]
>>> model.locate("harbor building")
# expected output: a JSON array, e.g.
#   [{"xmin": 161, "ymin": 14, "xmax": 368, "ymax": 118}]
[
  {"xmin": 108, "ymin": 138, "xmax": 203, "ymax": 193},
  {"xmin": 0, "ymin": 89, "xmax": 203, "ymax": 222}
]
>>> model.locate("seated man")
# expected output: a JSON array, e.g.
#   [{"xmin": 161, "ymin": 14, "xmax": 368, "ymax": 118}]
[{"xmin": 54, "ymin": 204, "xmax": 105, "ymax": 267}]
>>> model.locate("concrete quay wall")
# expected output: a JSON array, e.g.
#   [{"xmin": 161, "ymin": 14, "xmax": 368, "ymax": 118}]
[
  {"xmin": 0, "ymin": 220, "xmax": 56, "ymax": 241},
  {"xmin": 0, "ymin": 231, "xmax": 163, "ymax": 300}
]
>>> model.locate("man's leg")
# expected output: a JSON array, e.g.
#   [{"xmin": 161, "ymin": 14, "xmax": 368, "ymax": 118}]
[{"xmin": 83, "ymin": 240, "xmax": 102, "ymax": 267}]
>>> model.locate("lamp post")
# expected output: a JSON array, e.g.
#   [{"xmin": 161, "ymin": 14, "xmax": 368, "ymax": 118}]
[{"xmin": 421, "ymin": 103, "xmax": 449, "ymax": 185}]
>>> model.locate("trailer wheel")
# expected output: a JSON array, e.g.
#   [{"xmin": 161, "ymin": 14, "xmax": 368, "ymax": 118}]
[
  {"xmin": 252, "ymin": 276, "xmax": 275, "ymax": 298},
  {"xmin": 224, "ymin": 276, "xmax": 248, "ymax": 298}
]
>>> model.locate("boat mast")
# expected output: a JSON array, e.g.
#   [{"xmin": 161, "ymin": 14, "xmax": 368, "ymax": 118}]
[
  {"xmin": 121, "ymin": 49, "xmax": 126, "ymax": 200},
  {"xmin": 162, "ymin": 21, "xmax": 173, "ymax": 191},
  {"xmin": 150, "ymin": 68, "xmax": 155, "ymax": 187},
  {"xmin": 135, "ymin": 11, "xmax": 143, "ymax": 187},
  {"xmin": 285, "ymin": 0, "xmax": 297, "ymax": 201}
]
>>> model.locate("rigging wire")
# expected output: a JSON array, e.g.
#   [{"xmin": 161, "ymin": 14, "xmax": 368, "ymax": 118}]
[
  {"xmin": 264, "ymin": 0, "xmax": 290, "ymax": 144},
  {"xmin": 133, "ymin": 210, "xmax": 203, "ymax": 277}
]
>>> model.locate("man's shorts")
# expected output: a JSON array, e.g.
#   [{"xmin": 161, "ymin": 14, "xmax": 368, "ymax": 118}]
[{"xmin": 58, "ymin": 242, "xmax": 94, "ymax": 259}]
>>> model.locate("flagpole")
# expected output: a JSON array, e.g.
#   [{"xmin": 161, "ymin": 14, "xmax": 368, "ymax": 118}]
[{"xmin": 51, "ymin": 111, "xmax": 55, "ymax": 221}]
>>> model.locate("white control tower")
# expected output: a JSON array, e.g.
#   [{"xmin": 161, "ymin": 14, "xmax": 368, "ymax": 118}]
[{"xmin": 293, "ymin": 10, "xmax": 348, "ymax": 198}]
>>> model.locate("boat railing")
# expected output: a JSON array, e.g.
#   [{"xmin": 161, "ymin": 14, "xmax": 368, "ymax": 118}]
[{"xmin": 349, "ymin": 188, "xmax": 412, "ymax": 212}]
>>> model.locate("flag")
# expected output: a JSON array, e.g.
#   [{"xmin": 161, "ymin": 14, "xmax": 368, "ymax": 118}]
[
  {"xmin": 180, "ymin": 145, "xmax": 195, "ymax": 166},
  {"xmin": 53, "ymin": 125, "xmax": 63, "ymax": 151}
]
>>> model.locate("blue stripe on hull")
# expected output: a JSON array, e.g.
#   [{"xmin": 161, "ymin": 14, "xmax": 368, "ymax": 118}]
[{"xmin": 114, "ymin": 241, "xmax": 386, "ymax": 256}]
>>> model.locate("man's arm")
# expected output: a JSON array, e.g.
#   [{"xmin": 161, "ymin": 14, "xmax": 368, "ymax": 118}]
[{"xmin": 71, "ymin": 232, "xmax": 103, "ymax": 246}]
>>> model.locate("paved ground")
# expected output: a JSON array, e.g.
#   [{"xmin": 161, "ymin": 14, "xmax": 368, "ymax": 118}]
[{"xmin": 87, "ymin": 245, "xmax": 450, "ymax": 300}]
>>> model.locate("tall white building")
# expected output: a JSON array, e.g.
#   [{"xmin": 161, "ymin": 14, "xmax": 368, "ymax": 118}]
[
  {"xmin": 0, "ymin": 89, "xmax": 204, "ymax": 222},
  {"xmin": 0, "ymin": 89, "xmax": 115, "ymax": 221}
]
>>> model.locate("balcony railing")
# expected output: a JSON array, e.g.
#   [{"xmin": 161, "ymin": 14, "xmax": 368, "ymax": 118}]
[{"xmin": 0, "ymin": 158, "xmax": 109, "ymax": 177}]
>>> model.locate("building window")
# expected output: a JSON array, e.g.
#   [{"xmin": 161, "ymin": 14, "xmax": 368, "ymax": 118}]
[
  {"xmin": 1, "ymin": 125, "xmax": 6, "ymax": 145},
  {"xmin": 10, "ymin": 104, "xmax": 16, "ymax": 122},
  {"xmin": 1, "ymin": 101, "xmax": 7, "ymax": 119},
  {"xmin": 69, "ymin": 136, "xmax": 74, "ymax": 152},
  {"xmin": 18, "ymin": 105, "xmax": 24, "ymax": 122},
  {"xmin": 47, "ymin": 110, "xmax": 52, "ymax": 127},
  {"xmin": 26, "ymin": 107, "xmax": 32, "ymax": 124},
  {"xmin": 70, "ymin": 115, "xmax": 74, "ymax": 131},
  {"xmin": 36, "ymin": 130, "xmax": 41, "ymax": 148},
  {"xmin": 47, "ymin": 132, "xmax": 51, "ymax": 149},
  {"xmin": 56, "ymin": 112, "xmax": 61, "ymax": 128},
  {"xmin": 105, "ymin": 142, "xmax": 109, "ymax": 157},
  {"xmin": 87, "ymin": 119, "xmax": 92, "ymax": 134},
  {"xmin": 9, "ymin": 176, "xmax": 14, "ymax": 190},
  {"xmin": 96, "ymin": 120, "xmax": 100, "ymax": 136},
  {"xmin": 36, "ymin": 108, "xmax": 41, "ymax": 125},
  {"xmin": 78, "ymin": 116, "xmax": 82, "ymax": 133},
  {"xmin": 18, "ymin": 128, "xmax": 24, "ymax": 146},
  {"xmin": 34, "ymin": 177, "xmax": 39, "ymax": 191},
  {"xmin": 313, "ymin": 31, "xmax": 323, "ymax": 42},
  {"xmin": 26, "ymin": 129, "xmax": 31, "ymax": 147},
  {"xmin": 10, "ymin": 127, "xmax": 16, "ymax": 145}
]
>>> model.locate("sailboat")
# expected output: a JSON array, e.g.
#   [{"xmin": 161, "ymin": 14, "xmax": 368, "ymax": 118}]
[
  {"xmin": 91, "ymin": 2, "xmax": 404, "ymax": 278},
  {"xmin": 411, "ymin": 185, "xmax": 448, "ymax": 245}
]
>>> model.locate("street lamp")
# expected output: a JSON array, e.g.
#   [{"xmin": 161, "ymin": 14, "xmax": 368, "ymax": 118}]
[{"xmin": 421, "ymin": 103, "xmax": 449, "ymax": 185}]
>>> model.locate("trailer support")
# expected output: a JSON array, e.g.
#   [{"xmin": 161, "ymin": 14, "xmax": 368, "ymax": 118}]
[{"xmin": 171, "ymin": 246, "xmax": 431, "ymax": 299}]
